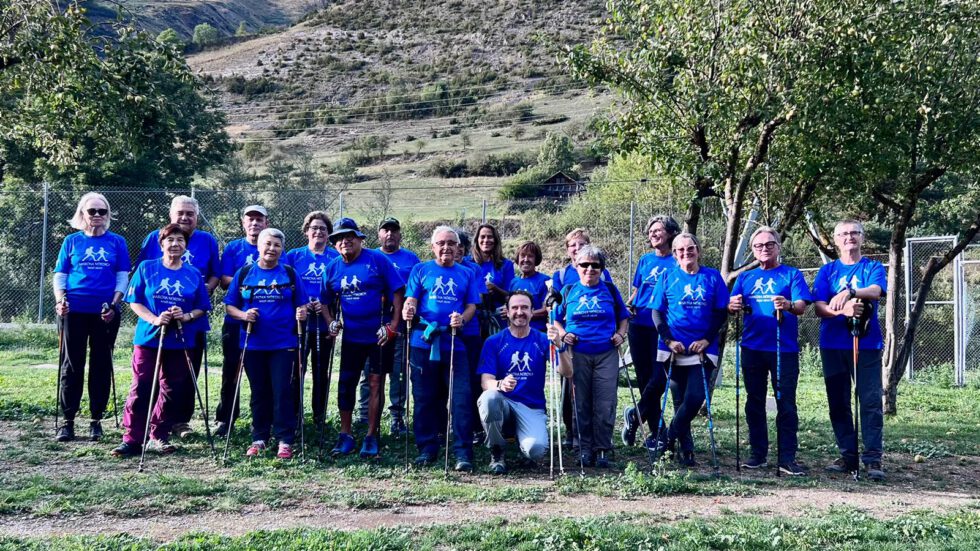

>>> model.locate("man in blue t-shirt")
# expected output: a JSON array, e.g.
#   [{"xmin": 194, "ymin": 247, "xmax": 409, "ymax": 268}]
[
  {"xmin": 476, "ymin": 291, "xmax": 550, "ymax": 475},
  {"xmin": 134, "ymin": 195, "xmax": 221, "ymax": 438},
  {"xmin": 322, "ymin": 218, "xmax": 405, "ymax": 459},
  {"xmin": 214, "ymin": 205, "xmax": 269, "ymax": 437},
  {"xmin": 355, "ymin": 217, "xmax": 421, "ymax": 435},
  {"xmin": 402, "ymin": 226, "xmax": 480, "ymax": 471},
  {"xmin": 729, "ymin": 227, "xmax": 813, "ymax": 476},
  {"xmin": 812, "ymin": 220, "xmax": 886, "ymax": 481}
]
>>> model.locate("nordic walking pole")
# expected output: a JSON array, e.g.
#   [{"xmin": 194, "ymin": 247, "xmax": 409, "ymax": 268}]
[
  {"xmin": 203, "ymin": 331, "xmax": 210, "ymax": 423},
  {"xmin": 849, "ymin": 312, "xmax": 862, "ymax": 482},
  {"xmin": 138, "ymin": 325, "xmax": 167, "ymax": 473},
  {"xmin": 404, "ymin": 317, "xmax": 413, "ymax": 469},
  {"xmin": 223, "ymin": 321, "xmax": 252, "ymax": 463},
  {"xmin": 55, "ymin": 297, "xmax": 68, "ymax": 432},
  {"xmin": 698, "ymin": 353, "xmax": 721, "ymax": 477},
  {"xmin": 547, "ymin": 307, "xmax": 558, "ymax": 479},
  {"xmin": 734, "ymin": 309, "xmax": 743, "ymax": 473},
  {"xmin": 445, "ymin": 322, "xmax": 457, "ymax": 473},
  {"xmin": 618, "ymin": 345, "xmax": 649, "ymax": 456},
  {"xmin": 653, "ymin": 354, "xmax": 674, "ymax": 463},
  {"xmin": 775, "ymin": 308, "xmax": 783, "ymax": 477},
  {"xmin": 566, "ymin": 343, "xmax": 585, "ymax": 476},
  {"xmin": 102, "ymin": 302, "xmax": 120, "ymax": 428},
  {"xmin": 318, "ymin": 298, "xmax": 340, "ymax": 461},
  {"xmin": 175, "ymin": 320, "xmax": 217, "ymax": 460},
  {"xmin": 296, "ymin": 318, "xmax": 306, "ymax": 461}
]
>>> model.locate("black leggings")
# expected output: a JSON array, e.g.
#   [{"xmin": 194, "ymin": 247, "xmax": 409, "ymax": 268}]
[{"xmin": 59, "ymin": 312, "xmax": 120, "ymax": 422}]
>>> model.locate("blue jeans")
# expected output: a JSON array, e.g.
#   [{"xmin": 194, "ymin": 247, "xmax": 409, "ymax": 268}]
[
  {"xmin": 742, "ymin": 348, "xmax": 800, "ymax": 464},
  {"xmin": 244, "ymin": 349, "xmax": 297, "ymax": 445},
  {"xmin": 821, "ymin": 348, "xmax": 883, "ymax": 465},
  {"xmin": 410, "ymin": 345, "xmax": 472, "ymax": 460}
]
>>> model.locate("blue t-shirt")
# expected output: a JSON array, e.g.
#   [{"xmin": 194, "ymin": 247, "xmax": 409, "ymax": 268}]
[
  {"xmin": 812, "ymin": 257, "xmax": 887, "ymax": 350},
  {"xmin": 632, "ymin": 252, "xmax": 677, "ymax": 328},
  {"xmin": 467, "ymin": 256, "xmax": 516, "ymax": 305},
  {"xmin": 551, "ymin": 264, "xmax": 613, "ymax": 290},
  {"xmin": 126, "ymin": 260, "xmax": 211, "ymax": 350},
  {"xmin": 651, "ymin": 266, "xmax": 729, "ymax": 355},
  {"xmin": 55, "ymin": 231, "xmax": 131, "ymax": 314},
  {"xmin": 322, "ymin": 249, "xmax": 405, "ymax": 345},
  {"xmin": 477, "ymin": 329, "xmax": 549, "ymax": 410},
  {"xmin": 223, "ymin": 263, "xmax": 303, "ymax": 350},
  {"xmin": 404, "ymin": 260, "xmax": 481, "ymax": 351},
  {"xmin": 509, "ymin": 272, "xmax": 550, "ymax": 332},
  {"xmin": 136, "ymin": 230, "xmax": 220, "ymax": 281},
  {"xmin": 284, "ymin": 246, "xmax": 341, "ymax": 331},
  {"xmin": 731, "ymin": 264, "xmax": 813, "ymax": 353},
  {"xmin": 220, "ymin": 238, "xmax": 259, "ymax": 322},
  {"xmin": 459, "ymin": 259, "xmax": 486, "ymax": 337},
  {"xmin": 376, "ymin": 247, "xmax": 421, "ymax": 283},
  {"xmin": 555, "ymin": 281, "xmax": 629, "ymax": 355}
]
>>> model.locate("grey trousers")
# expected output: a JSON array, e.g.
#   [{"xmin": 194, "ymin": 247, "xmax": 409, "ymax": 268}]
[
  {"xmin": 477, "ymin": 389, "xmax": 548, "ymax": 460},
  {"xmin": 571, "ymin": 348, "xmax": 619, "ymax": 454}
]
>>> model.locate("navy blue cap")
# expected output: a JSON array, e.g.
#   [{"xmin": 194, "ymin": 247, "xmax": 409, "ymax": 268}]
[{"xmin": 329, "ymin": 217, "xmax": 366, "ymax": 243}]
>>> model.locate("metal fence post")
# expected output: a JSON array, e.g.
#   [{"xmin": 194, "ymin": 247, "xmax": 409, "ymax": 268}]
[
  {"xmin": 37, "ymin": 183, "xmax": 50, "ymax": 323},
  {"xmin": 339, "ymin": 192, "xmax": 345, "ymax": 219},
  {"xmin": 482, "ymin": 199, "xmax": 487, "ymax": 224},
  {"xmin": 628, "ymin": 201, "xmax": 635, "ymax": 288}
]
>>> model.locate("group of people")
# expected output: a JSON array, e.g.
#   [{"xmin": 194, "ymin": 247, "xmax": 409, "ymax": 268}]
[{"xmin": 52, "ymin": 191, "xmax": 887, "ymax": 481}]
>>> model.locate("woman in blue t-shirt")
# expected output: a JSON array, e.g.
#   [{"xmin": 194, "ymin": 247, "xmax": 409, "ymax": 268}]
[
  {"xmin": 112, "ymin": 224, "xmax": 211, "ymax": 457},
  {"xmin": 549, "ymin": 245, "xmax": 629, "ymax": 468},
  {"xmin": 467, "ymin": 224, "xmax": 514, "ymax": 340},
  {"xmin": 224, "ymin": 228, "xmax": 308, "ymax": 460},
  {"xmin": 508, "ymin": 241, "xmax": 550, "ymax": 333},
  {"xmin": 53, "ymin": 192, "xmax": 131, "ymax": 443},
  {"xmin": 649, "ymin": 233, "xmax": 729, "ymax": 467}
]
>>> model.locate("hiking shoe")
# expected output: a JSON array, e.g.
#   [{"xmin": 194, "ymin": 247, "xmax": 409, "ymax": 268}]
[
  {"xmin": 146, "ymin": 439, "xmax": 177, "ymax": 455},
  {"xmin": 454, "ymin": 458, "xmax": 474, "ymax": 472},
  {"xmin": 214, "ymin": 422, "xmax": 229, "ymax": 438},
  {"xmin": 621, "ymin": 406, "xmax": 640, "ymax": 447},
  {"xmin": 825, "ymin": 457, "xmax": 858, "ymax": 473},
  {"xmin": 472, "ymin": 429, "xmax": 486, "ymax": 446},
  {"xmin": 359, "ymin": 435, "xmax": 380, "ymax": 458},
  {"xmin": 779, "ymin": 461, "xmax": 808, "ymax": 476},
  {"xmin": 89, "ymin": 420, "xmax": 103, "ymax": 441},
  {"xmin": 111, "ymin": 441, "xmax": 141, "ymax": 457},
  {"xmin": 595, "ymin": 450, "xmax": 611, "ymax": 468},
  {"xmin": 56, "ymin": 422, "xmax": 75, "ymax": 442},
  {"xmin": 277, "ymin": 443, "xmax": 294, "ymax": 460},
  {"xmin": 741, "ymin": 456, "xmax": 768, "ymax": 470},
  {"xmin": 579, "ymin": 451, "xmax": 595, "ymax": 468},
  {"xmin": 246, "ymin": 441, "xmax": 266, "ymax": 457},
  {"xmin": 677, "ymin": 451, "xmax": 698, "ymax": 467},
  {"xmin": 489, "ymin": 445, "xmax": 506, "ymax": 475},
  {"xmin": 866, "ymin": 462, "xmax": 885, "ymax": 482},
  {"xmin": 331, "ymin": 433, "xmax": 356, "ymax": 456},
  {"xmin": 172, "ymin": 423, "xmax": 194, "ymax": 438},
  {"xmin": 414, "ymin": 451, "xmax": 436, "ymax": 466},
  {"xmin": 390, "ymin": 417, "xmax": 407, "ymax": 436},
  {"xmin": 643, "ymin": 435, "xmax": 670, "ymax": 455}
]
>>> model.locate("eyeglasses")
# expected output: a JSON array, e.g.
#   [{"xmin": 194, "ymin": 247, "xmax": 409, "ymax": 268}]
[
  {"xmin": 434, "ymin": 240, "xmax": 458, "ymax": 247},
  {"xmin": 308, "ymin": 226, "xmax": 329, "ymax": 234},
  {"xmin": 578, "ymin": 262, "xmax": 602, "ymax": 270},
  {"xmin": 752, "ymin": 241, "xmax": 778, "ymax": 251},
  {"xmin": 836, "ymin": 231, "xmax": 863, "ymax": 238},
  {"xmin": 336, "ymin": 235, "xmax": 358, "ymax": 243},
  {"xmin": 86, "ymin": 208, "xmax": 108, "ymax": 216},
  {"xmin": 673, "ymin": 246, "xmax": 698, "ymax": 254}
]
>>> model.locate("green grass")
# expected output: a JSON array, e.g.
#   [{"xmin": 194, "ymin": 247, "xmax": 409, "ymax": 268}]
[{"xmin": 2, "ymin": 508, "xmax": 979, "ymax": 550}]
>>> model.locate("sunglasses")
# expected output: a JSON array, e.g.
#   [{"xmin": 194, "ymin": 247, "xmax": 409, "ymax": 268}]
[
  {"xmin": 752, "ymin": 241, "xmax": 778, "ymax": 251},
  {"xmin": 673, "ymin": 246, "xmax": 698, "ymax": 254},
  {"xmin": 86, "ymin": 208, "xmax": 108, "ymax": 216},
  {"xmin": 578, "ymin": 262, "xmax": 603, "ymax": 270}
]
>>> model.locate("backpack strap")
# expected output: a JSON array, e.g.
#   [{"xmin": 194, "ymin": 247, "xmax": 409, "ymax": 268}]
[{"xmin": 603, "ymin": 281, "xmax": 624, "ymax": 320}]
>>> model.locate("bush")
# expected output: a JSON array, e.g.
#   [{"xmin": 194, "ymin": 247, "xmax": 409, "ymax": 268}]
[
  {"xmin": 225, "ymin": 75, "xmax": 278, "ymax": 97},
  {"xmin": 499, "ymin": 165, "xmax": 551, "ymax": 199},
  {"xmin": 468, "ymin": 151, "xmax": 535, "ymax": 177},
  {"xmin": 426, "ymin": 158, "xmax": 469, "ymax": 178},
  {"xmin": 192, "ymin": 23, "xmax": 220, "ymax": 46}
]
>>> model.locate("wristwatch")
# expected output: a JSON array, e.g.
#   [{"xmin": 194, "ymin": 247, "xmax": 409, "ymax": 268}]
[{"xmin": 848, "ymin": 287, "xmax": 857, "ymax": 299}]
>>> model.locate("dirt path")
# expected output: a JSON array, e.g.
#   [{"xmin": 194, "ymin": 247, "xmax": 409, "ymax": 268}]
[{"xmin": 0, "ymin": 484, "xmax": 974, "ymax": 542}]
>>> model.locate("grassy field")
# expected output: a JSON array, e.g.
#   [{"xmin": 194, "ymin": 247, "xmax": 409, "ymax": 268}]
[{"xmin": 1, "ymin": 325, "xmax": 979, "ymax": 547}]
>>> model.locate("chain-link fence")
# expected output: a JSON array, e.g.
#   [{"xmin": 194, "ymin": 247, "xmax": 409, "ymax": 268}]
[
  {"xmin": 957, "ymin": 246, "xmax": 980, "ymax": 386},
  {"xmin": 905, "ymin": 237, "xmax": 956, "ymax": 379}
]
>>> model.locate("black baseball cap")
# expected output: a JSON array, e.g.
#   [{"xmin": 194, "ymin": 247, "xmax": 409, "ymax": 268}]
[{"xmin": 379, "ymin": 217, "xmax": 401, "ymax": 230}]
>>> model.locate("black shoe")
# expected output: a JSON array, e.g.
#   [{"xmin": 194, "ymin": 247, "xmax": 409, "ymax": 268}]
[
  {"xmin": 825, "ymin": 457, "xmax": 858, "ymax": 473},
  {"xmin": 89, "ymin": 420, "xmax": 103, "ymax": 442},
  {"xmin": 472, "ymin": 430, "xmax": 486, "ymax": 446},
  {"xmin": 488, "ymin": 445, "xmax": 506, "ymax": 475},
  {"xmin": 56, "ymin": 422, "xmax": 74, "ymax": 442},
  {"xmin": 677, "ymin": 451, "xmax": 698, "ymax": 467},
  {"xmin": 621, "ymin": 406, "xmax": 639, "ymax": 447},
  {"xmin": 214, "ymin": 422, "xmax": 229, "ymax": 438},
  {"xmin": 454, "ymin": 458, "xmax": 474, "ymax": 472},
  {"xmin": 779, "ymin": 461, "xmax": 807, "ymax": 476},
  {"xmin": 414, "ymin": 452, "xmax": 436, "ymax": 466},
  {"xmin": 111, "ymin": 442, "xmax": 142, "ymax": 457},
  {"xmin": 579, "ymin": 451, "xmax": 595, "ymax": 468},
  {"xmin": 866, "ymin": 462, "xmax": 885, "ymax": 481},
  {"xmin": 741, "ymin": 456, "xmax": 768, "ymax": 470},
  {"xmin": 595, "ymin": 450, "xmax": 611, "ymax": 468},
  {"xmin": 390, "ymin": 417, "xmax": 407, "ymax": 436}
]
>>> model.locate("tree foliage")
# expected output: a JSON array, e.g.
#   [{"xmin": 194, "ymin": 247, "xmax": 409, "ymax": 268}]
[
  {"xmin": 192, "ymin": 23, "xmax": 220, "ymax": 46},
  {"xmin": 0, "ymin": 1, "xmax": 231, "ymax": 188}
]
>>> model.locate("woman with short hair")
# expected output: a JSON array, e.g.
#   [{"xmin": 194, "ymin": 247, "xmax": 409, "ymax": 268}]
[
  {"xmin": 508, "ymin": 241, "xmax": 549, "ymax": 333},
  {"xmin": 53, "ymin": 192, "xmax": 131, "ymax": 442}
]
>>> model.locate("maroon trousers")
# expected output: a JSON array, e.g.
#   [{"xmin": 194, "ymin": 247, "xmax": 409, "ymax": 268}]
[{"xmin": 122, "ymin": 346, "xmax": 191, "ymax": 446}]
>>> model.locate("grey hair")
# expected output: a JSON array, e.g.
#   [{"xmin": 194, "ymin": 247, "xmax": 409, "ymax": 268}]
[
  {"xmin": 431, "ymin": 225, "xmax": 460, "ymax": 244},
  {"xmin": 170, "ymin": 195, "xmax": 199, "ymax": 214},
  {"xmin": 672, "ymin": 232, "xmax": 701, "ymax": 252},
  {"xmin": 574, "ymin": 244, "xmax": 607, "ymax": 268},
  {"xmin": 70, "ymin": 192, "xmax": 113, "ymax": 231},
  {"xmin": 834, "ymin": 219, "xmax": 865, "ymax": 236},
  {"xmin": 645, "ymin": 215, "xmax": 681, "ymax": 236},
  {"xmin": 258, "ymin": 228, "xmax": 285, "ymax": 245},
  {"xmin": 749, "ymin": 226, "xmax": 781, "ymax": 248}
]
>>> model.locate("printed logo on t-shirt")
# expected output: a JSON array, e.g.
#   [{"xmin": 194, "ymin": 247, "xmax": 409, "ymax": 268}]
[
  {"xmin": 680, "ymin": 283, "xmax": 707, "ymax": 305},
  {"xmin": 646, "ymin": 266, "xmax": 667, "ymax": 282},
  {"xmin": 509, "ymin": 351, "xmax": 532, "ymax": 373},
  {"xmin": 82, "ymin": 246, "xmax": 109, "ymax": 262},
  {"xmin": 158, "ymin": 278, "xmax": 186, "ymax": 297},
  {"xmin": 181, "ymin": 250, "xmax": 194, "ymax": 265},
  {"xmin": 575, "ymin": 295, "xmax": 602, "ymax": 312},
  {"xmin": 837, "ymin": 275, "xmax": 860, "ymax": 292},
  {"xmin": 392, "ymin": 261, "xmax": 401, "ymax": 271},
  {"xmin": 751, "ymin": 278, "xmax": 777, "ymax": 295},
  {"xmin": 485, "ymin": 272, "xmax": 494, "ymax": 284},
  {"xmin": 340, "ymin": 275, "xmax": 362, "ymax": 293},
  {"xmin": 431, "ymin": 276, "xmax": 459, "ymax": 297},
  {"xmin": 305, "ymin": 262, "xmax": 326, "ymax": 277},
  {"xmin": 244, "ymin": 254, "xmax": 255, "ymax": 265},
  {"xmin": 256, "ymin": 279, "xmax": 281, "ymax": 296}
]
